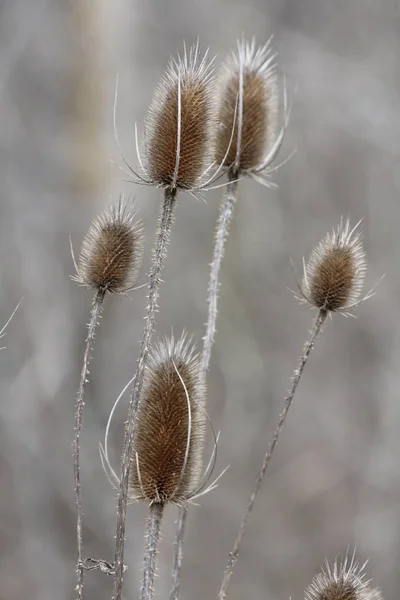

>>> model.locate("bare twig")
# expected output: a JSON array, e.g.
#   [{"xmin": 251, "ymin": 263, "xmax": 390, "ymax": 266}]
[
  {"xmin": 74, "ymin": 288, "xmax": 105, "ymax": 600},
  {"xmin": 219, "ymin": 309, "xmax": 327, "ymax": 600},
  {"xmin": 141, "ymin": 503, "xmax": 165, "ymax": 600},
  {"xmin": 113, "ymin": 189, "xmax": 177, "ymax": 600}
]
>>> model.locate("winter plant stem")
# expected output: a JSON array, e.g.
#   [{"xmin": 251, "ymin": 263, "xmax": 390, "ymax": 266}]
[
  {"xmin": 201, "ymin": 168, "xmax": 239, "ymax": 373},
  {"xmin": 170, "ymin": 169, "xmax": 239, "ymax": 600},
  {"xmin": 141, "ymin": 503, "xmax": 165, "ymax": 600},
  {"xmin": 169, "ymin": 507, "xmax": 188, "ymax": 600},
  {"xmin": 74, "ymin": 288, "xmax": 105, "ymax": 600},
  {"xmin": 219, "ymin": 308, "xmax": 327, "ymax": 600},
  {"xmin": 113, "ymin": 188, "xmax": 177, "ymax": 600}
]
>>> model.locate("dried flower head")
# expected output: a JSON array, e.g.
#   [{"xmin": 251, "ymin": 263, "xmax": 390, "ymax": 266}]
[
  {"xmin": 301, "ymin": 219, "xmax": 366, "ymax": 314},
  {"xmin": 215, "ymin": 37, "xmax": 280, "ymax": 175},
  {"xmin": 305, "ymin": 555, "xmax": 383, "ymax": 600},
  {"xmin": 129, "ymin": 335, "xmax": 207, "ymax": 505},
  {"xmin": 72, "ymin": 198, "xmax": 144, "ymax": 294},
  {"xmin": 138, "ymin": 43, "xmax": 216, "ymax": 192}
]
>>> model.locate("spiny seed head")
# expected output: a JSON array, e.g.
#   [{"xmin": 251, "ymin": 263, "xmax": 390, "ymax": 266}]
[
  {"xmin": 72, "ymin": 198, "xmax": 144, "ymax": 294},
  {"xmin": 302, "ymin": 219, "xmax": 366, "ymax": 314},
  {"xmin": 129, "ymin": 335, "xmax": 207, "ymax": 505},
  {"xmin": 215, "ymin": 37, "xmax": 278, "ymax": 171},
  {"xmin": 305, "ymin": 555, "xmax": 383, "ymax": 600},
  {"xmin": 144, "ymin": 43, "xmax": 216, "ymax": 192}
]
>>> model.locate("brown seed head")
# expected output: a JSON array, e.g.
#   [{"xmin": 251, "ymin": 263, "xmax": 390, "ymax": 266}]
[
  {"xmin": 302, "ymin": 220, "xmax": 366, "ymax": 314},
  {"xmin": 145, "ymin": 43, "xmax": 215, "ymax": 191},
  {"xmin": 215, "ymin": 37, "xmax": 278, "ymax": 171},
  {"xmin": 305, "ymin": 556, "xmax": 383, "ymax": 600},
  {"xmin": 73, "ymin": 198, "xmax": 144, "ymax": 294},
  {"xmin": 129, "ymin": 335, "xmax": 206, "ymax": 505}
]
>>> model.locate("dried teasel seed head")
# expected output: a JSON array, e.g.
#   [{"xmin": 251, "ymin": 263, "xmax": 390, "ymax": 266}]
[
  {"xmin": 302, "ymin": 219, "xmax": 367, "ymax": 314},
  {"xmin": 305, "ymin": 555, "xmax": 383, "ymax": 600},
  {"xmin": 215, "ymin": 37, "xmax": 278, "ymax": 172},
  {"xmin": 129, "ymin": 335, "xmax": 206, "ymax": 505},
  {"xmin": 144, "ymin": 43, "xmax": 216, "ymax": 191},
  {"xmin": 72, "ymin": 198, "xmax": 144, "ymax": 294}
]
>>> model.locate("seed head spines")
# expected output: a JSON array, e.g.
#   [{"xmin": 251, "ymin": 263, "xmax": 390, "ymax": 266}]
[
  {"xmin": 301, "ymin": 219, "xmax": 367, "ymax": 314},
  {"xmin": 72, "ymin": 198, "xmax": 144, "ymax": 294},
  {"xmin": 215, "ymin": 36, "xmax": 279, "ymax": 172},
  {"xmin": 129, "ymin": 334, "xmax": 207, "ymax": 505},
  {"xmin": 144, "ymin": 43, "xmax": 216, "ymax": 192},
  {"xmin": 305, "ymin": 555, "xmax": 383, "ymax": 600}
]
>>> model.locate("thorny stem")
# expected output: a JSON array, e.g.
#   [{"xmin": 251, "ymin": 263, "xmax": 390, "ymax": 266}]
[
  {"xmin": 169, "ymin": 507, "xmax": 188, "ymax": 600},
  {"xmin": 113, "ymin": 188, "xmax": 177, "ymax": 600},
  {"xmin": 170, "ymin": 169, "xmax": 239, "ymax": 600},
  {"xmin": 201, "ymin": 169, "xmax": 238, "ymax": 373},
  {"xmin": 141, "ymin": 503, "xmax": 165, "ymax": 600},
  {"xmin": 74, "ymin": 288, "xmax": 105, "ymax": 600},
  {"xmin": 218, "ymin": 309, "xmax": 327, "ymax": 600}
]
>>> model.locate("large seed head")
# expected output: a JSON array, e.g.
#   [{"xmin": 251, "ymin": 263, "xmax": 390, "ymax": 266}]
[
  {"xmin": 73, "ymin": 199, "xmax": 144, "ymax": 294},
  {"xmin": 129, "ymin": 335, "xmax": 206, "ymax": 505},
  {"xmin": 215, "ymin": 37, "xmax": 278, "ymax": 171},
  {"xmin": 145, "ymin": 44, "xmax": 215, "ymax": 191}
]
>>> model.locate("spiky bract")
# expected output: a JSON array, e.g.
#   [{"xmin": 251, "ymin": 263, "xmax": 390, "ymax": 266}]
[
  {"xmin": 215, "ymin": 37, "xmax": 278, "ymax": 172},
  {"xmin": 305, "ymin": 555, "xmax": 383, "ymax": 600},
  {"xmin": 145, "ymin": 44, "xmax": 215, "ymax": 191},
  {"xmin": 129, "ymin": 335, "xmax": 207, "ymax": 505},
  {"xmin": 302, "ymin": 220, "xmax": 366, "ymax": 314},
  {"xmin": 73, "ymin": 198, "xmax": 144, "ymax": 294}
]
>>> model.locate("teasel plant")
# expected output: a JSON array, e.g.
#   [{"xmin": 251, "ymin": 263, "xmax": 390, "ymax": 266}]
[
  {"xmin": 101, "ymin": 335, "xmax": 224, "ymax": 600},
  {"xmin": 169, "ymin": 36, "xmax": 290, "ymax": 599},
  {"xmin": 218, "ymin": 219, "xmax": 375, "ymax": 599},
  {"xmin": 70, "ymin": 199, "xmax": 144, "ymax": 600},
  {"xmin": 304, "ymin": 553, "xmax": 383, "ymax": 600},
  {"xmin": 110, "ymin": 42, "xmax": 235, "ymax": 600}
]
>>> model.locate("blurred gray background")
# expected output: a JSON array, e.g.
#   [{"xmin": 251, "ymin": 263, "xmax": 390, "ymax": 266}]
[{"xmin": 0, "ymin": 0, "xmax": 399, "ymax": 599}]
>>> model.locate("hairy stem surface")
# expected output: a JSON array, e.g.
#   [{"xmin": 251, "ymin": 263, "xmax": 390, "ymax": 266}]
[
  {"xmin": 141, "ymin": 503, "xmax": 165, "ymax": 600},
  {"xmin": 201, "ymin": 169, "xmax": 238, "ymax": 373},
  {"xmin": 74, "ymin": 288, "xmax": 105, "ymax": 600},
  {"xmin": 219, "ymin": 309, "xmax": 327, "ymax": 600},
  {"xmin": 113, "ymin": 189, "xmax": 177, "ymax": 600},
  {"xmin": 170, "ymin": 170, "xmax": 239, "ymax": 600}
]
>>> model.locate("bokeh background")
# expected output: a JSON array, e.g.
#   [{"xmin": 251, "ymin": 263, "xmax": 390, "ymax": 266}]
[{"xmin": 0, "ymin": 0, "xmax": 399, "ymax": 599}]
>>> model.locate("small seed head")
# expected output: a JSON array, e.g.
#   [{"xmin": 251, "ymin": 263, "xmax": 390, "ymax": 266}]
[
  {"xmin": 129, "ymin": 335, "xmax": 206, "ymax": 505},
  {"xmin": 305, "ymin": 555, "xmax": 383, "ymax": 600},
  {"xmin": 145, "ymin": 44, "xmax": 215, "ymax": 191},
  {"xmin": 302, "ymin": 220, "xmax": 366, "ymax": 314},
  {"xmin": 73, "ymin": 198, "xmax": 144, "ymax": 294},
  {"xmin": 215, "ymin": 37, "xmax": 278, "ymax": 171}
]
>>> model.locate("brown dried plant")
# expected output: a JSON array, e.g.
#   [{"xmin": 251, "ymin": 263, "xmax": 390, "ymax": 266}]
[
  {"xmin": 112, "ymin": 43, "xmax": 217, "ymax": 600},
  {"xmin": 71, "ymin": 198, "xmax": 143, "ymax": 600},
  {"xmin": 219, "ymin": 220, "xmax": 368, "ymax": 600},
  {"xmin": 170, "ymin": 37, "xmax": 286, "ymax": 599},
  {"xmin": 305, "ymin": 555, "xmax": 383, "ymax": 600},
  {"xmin": 101, "ymin": 335, "xmax": 219, "ymax": 600}
]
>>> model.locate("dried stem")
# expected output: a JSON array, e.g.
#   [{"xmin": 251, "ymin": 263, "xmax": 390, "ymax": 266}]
[
  {"xmin": 169, "ymin": 169, "xmax": 239, "ymax": 600},
  {"xmin": 201, "ymin": 168, "xmax": 238, "ymax": 373},
  {"xmin": 169, "ymin": 508, "xmax": 188, "ymax": 600},
  {"xmin": 219, "ymin": 308, "xmax": 327, "ymax": 600},
  {"xmin": 141, "ymin": 502, "xmax": 165, "ymax": 600},
  {"xmin": 113, "ymin": 188, "xmax": 177, "ymax": 600},
  {"xmin": 74, "ymin": 288, "xmax": 105, "ymax": 600}
]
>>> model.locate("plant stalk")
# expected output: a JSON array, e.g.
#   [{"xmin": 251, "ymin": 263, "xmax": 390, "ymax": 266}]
[
  {"xmin": 113, "ymin": 188, "xmax": 177, "ymax": 600},
  {"xmin": 218, "ymin": 309, "xmax": 327, "ymax": 600},
  {"xmin": 74, "ymin": 288, "xmax": 105, "ymax": 600},
  {"xmin": 141, "ymin": 502, "xmax": 165, "ymax": 600}
]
